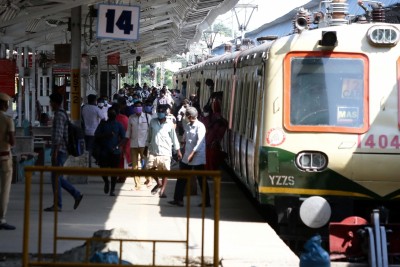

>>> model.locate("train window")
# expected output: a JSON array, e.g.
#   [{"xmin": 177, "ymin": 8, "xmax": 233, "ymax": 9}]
[
  {"xmin": 233, "ymin": 79, "xmax": 242, "ymax": 132},
  {"xmin": 248, "ymin": 78, "xmax": 258, "ymax": 140},
  {"xmin": 240, "ymin": 73, "xmax": 250, "ymax": 134},
  {"xmin": 284, "ymin": 52, "xmax": 368, "ymax": 133},
  {"xmin": 223, "ymin": 79, "xmax": 230, "ymax": 121}
]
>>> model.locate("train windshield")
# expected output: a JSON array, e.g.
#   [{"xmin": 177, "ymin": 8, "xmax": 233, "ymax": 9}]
[{"xmin": 286, "ymin": 53, "xmax": 368, "ymax": 133}]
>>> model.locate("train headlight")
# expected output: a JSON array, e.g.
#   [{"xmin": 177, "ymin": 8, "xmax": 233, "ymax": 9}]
[
  {"xmin": 295, "ymin": 151, "xmax": 328, "ymax": 172},
  {"xmin": 367, "ymin": 26, "xmax": 400, "ymax": 46}
]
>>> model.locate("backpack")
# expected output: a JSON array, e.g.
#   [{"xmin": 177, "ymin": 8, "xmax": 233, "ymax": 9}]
[{"xmin": 61, "ymin": 110, "xmax": 85, "ymax": 157}]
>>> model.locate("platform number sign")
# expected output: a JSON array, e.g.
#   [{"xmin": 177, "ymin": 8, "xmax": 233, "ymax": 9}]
[{"xmin": 97, "ymin": 4, "xmax": 140, "ymax": 41}]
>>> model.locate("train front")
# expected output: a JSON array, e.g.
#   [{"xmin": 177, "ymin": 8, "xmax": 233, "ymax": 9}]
[{"xmin": 260, "ymin": 2, "xmax": 400, "ymax": 261}]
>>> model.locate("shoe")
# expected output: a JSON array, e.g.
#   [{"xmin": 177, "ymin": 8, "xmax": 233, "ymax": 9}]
[
  {"xmin": 104, "ymin": 182, "xmax": 110, "ymax": 194},
  {"xmin": 151, "ymin": 184, "xmax": 160, "ymax": 195},
  {"xmin": 44, "ymin": 205, "xmax": 62, "ymax": 212},
  {"xmin": 159, "ymin": 194, "xmax": 167, "ymax": 198},
  {"xmin": 197, "ymin": 203, "xmax": 211, "ymax": 208},
  {"xmin": 168, "ymin": 200, "xmax": 184, "ymax": 207},
  {"xmin": 110, "ymin": 191, "xmax": 116, "ymax": 196},
  {"xmin": 74, "ymin": 194, "xmax": 83, "ymax": 210},
  {"xmin": 145, "ymin": 180, "xmax": 152, "ymax": 188},
  {"xmin": 0, "ymin": 223, "xmax": 16, "ymax": 230}
]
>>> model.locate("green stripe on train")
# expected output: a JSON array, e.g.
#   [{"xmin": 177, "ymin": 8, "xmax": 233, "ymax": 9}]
[{"xmin": 258, "ymin": 147, "xmax": 383, "ymax": 204}]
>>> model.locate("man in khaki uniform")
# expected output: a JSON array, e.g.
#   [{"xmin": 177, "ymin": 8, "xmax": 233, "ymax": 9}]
[{"xmin": 0, "ymin": 93, "xmax": 16, "ymax": 230}]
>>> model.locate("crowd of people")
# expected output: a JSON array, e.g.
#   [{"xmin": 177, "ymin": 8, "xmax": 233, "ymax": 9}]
[{"xmin": 0, "ymin": 79, "xmax": 228, "ymax": 232}]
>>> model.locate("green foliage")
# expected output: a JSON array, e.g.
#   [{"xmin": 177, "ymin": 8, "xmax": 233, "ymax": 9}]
[
  {"xmin": 119, "ymin": 64, "xmax": 174, "ymax": 88},
  {"xmin": 213, "ymin": 22, "xmax": 235, "ymax": 37}
]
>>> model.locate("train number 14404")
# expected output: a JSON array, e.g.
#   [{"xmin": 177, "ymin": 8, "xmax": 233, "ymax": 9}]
[{"xmin": 358, "ymin": 134, "xmax": 400, "ymax": 149}]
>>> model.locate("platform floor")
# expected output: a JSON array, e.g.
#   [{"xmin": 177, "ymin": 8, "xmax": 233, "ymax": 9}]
[{"xmin": 0, "ymin": 167, "xmax": 301, "ymax": 266}]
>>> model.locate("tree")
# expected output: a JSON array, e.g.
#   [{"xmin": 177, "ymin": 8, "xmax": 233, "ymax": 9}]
[{"xmin": 213, "ymin": 22, "xmax": 235, "ymax": 37}]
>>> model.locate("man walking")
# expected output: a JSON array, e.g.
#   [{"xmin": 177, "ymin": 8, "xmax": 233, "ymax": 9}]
[
  {"xmin": 145, "ymin": 104, "xmax": 182, "ymax": 196},
  {"xmin": 124, "ymin": 101, "xmax": 153, "ymax": 189},
  {"xmin": 0, "ymin": 93, "xmax": 16, "ymax": 230},
  {"xmin": 81, "ymin": 94, "xmax": 106, "ymax": 167},
  {"xmin": 169, "ymin": 107, "xmax": 210, "ymax": 207},
  {"xmin": 44, "ymin": 92, "xmax": 83, "ymax": 212}
]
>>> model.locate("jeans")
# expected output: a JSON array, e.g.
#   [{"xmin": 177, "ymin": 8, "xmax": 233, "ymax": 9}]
[{"xmin": 51, "ymin": 151, "xmax": 81, "ymax": 208}]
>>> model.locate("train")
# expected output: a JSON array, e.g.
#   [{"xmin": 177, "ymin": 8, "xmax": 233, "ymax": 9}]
[{"xmin": 174, "ymin": 0, "xmax": 400, "ymax": 262}]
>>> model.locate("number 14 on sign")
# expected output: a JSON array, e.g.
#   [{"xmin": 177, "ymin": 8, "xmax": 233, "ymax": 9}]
[{"xmin": 97, "ymin": 4, "xmax": 140, "ymax": 41}]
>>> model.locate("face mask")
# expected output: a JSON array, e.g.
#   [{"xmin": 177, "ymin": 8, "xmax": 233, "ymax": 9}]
[
  {"xmin": 133, "ymin": 99, "xmax": 139, "ymax": 103},
  {"xmin": 98, "ymin": 103, "xmax": 104, "ymax": 108},
  {"xmin": 144, "ymin": 106, "xmax": 152, "ymax": 113},
  {"xmin": 203, "ymin": 112, "xmax": 209, "ymax": 117},
  {"xmin": 157, "ymin": 112, "xmax": 166, "ymax": 119},
  {"xmin": 104, "ymin": 100, "xmax": 108, "ymax": 105},
  {"xmin": 128, "ymin": 96, "xmax": 133, "ymax": 102},
  {"xmin": 133, "ymin": 106, "xmax": 142, "ymax": 114}
]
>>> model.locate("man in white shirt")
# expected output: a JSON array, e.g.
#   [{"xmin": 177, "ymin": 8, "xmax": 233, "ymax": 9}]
[
  {"xmin": 169, "ymin": 107, "xmax": 210, "ymax": 207},
  {"xmin": 81, "ymin": 94, "xmax": 106, "ymax": 167},
  {"xmin": 124, "ymin": 101, "xmax": 152, "ymax": 190},
  {"xmin": 145, "ymin": 104, "xmax": 182, "ymax": 197}
]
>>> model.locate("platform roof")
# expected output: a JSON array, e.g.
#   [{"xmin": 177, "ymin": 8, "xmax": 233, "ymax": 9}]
[{"xmin": 0, "ymin": 0, "xmax": 238, "ymax": 66}]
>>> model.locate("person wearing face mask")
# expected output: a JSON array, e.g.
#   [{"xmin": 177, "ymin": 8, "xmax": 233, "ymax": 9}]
[
  {"xmin": 169, "ymin": 107, "xmax": 209, "ymax": 207},
  {"xmin": 97, "ymin": 97, "xmax": 108, "ymax": 120},
  {"xmin": 176, "ymin": 99, "xmax": 190, "ymax": 137},
  {"xmin": 81, "ymin": 94, "xmax": 106, "ymax": 167},
  {"xmin": 122, "ymin": 101, "xmax": 152, "ymax": 189},
  {"xmin": 143, "ymin": 100, "xmax": 154, "ymax": 118},
  {"xmin": 94, "ymin": 107, "xmax": 125, "ymax": 196},
  {"xmin": 144, "ymin": 104, "xmax": 182, "ymax": 198}
]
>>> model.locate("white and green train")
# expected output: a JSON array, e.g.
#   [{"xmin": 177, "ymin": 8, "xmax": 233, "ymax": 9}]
[{"xmin": 175, "ymin": 0, "xmax": 400, "ymax": 257}]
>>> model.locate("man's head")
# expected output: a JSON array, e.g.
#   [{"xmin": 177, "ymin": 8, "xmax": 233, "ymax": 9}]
[
  {"xmin": 87, "ymin": 94, "xmax": 97, "ymax": 104},
  {"xmin": 185, "ymin": 106, "xmax": 198, "ymax": 123},
  {"xmin": 205, "ymin": 79, "xmax": 214, "ymax": 87},
  {"xmin": 182, "ymin": 98, "xmax": 190, "ymax": 108},
  {"xmin": 156, "ymin": 104, "xmax": 168, "ymax": 120},
  {"xmin": 49, "ymin": 92, "xmax": 63, "ymax": 111},
  {"xmin": 159, "ymin": 88, "xmax": 167, "ymax": 97},
  {"xmin": 0, "ymin": 93, "xmax": 11, "ymax": 111},
  {"xmin": 133, "ymin": 101, "xmax": 143, "ymax": 115},
  {"xmin": 97, "ymin": 97, "xmax": 105, "ymax": 108},
  {"xmin": 108, "ymin": 107, "xmax": 117, "ymax": 121}
]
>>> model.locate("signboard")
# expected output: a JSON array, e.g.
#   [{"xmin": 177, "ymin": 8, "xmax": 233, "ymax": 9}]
[
  {"xmin": 107, "ymin": 52, "xmax": 120, "ymax": 65},
  {"xmin": 0, "ymin": 59, "xmax": 16, "ymax": 97},
  {"xmin": 53, "ymin": 63, "xmax": 71, "ymax": 74},
  {"xmin": 97, "ymin": 4, "xmax": 140, "ymax": 41}
]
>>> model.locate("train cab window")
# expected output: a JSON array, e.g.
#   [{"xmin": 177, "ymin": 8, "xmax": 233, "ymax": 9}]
[{"xmin": 284, "ymin": 53, "xmax": 368, "ymax": 133}]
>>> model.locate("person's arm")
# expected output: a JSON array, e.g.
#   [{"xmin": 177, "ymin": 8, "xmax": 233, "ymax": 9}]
[
  {"xmin": 170, "ymin": 125, "xmax": 182, "ymax": 160},
  {"xmin": 52, "ymin": 111, "xmax": 66, "ymax": 164},
  {"xmin": 125, "ymin": 117, "xmax": 132, "ymax": 139},
  {"xmin": 8, "ymin": 118, "xmax": 15, "ymax": 146}
]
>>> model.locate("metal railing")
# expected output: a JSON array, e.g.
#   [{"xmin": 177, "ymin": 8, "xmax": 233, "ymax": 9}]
[{"xmin": 22, "ymin": 166, "xmax": 221, "ymax": 267}]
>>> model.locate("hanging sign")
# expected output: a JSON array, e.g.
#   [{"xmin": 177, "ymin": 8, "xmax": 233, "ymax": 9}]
[
  {"xmin": 97, "ymin": 4, "xmax": 140, "ymax": 41},
  {"xmin": 107, "ymin": 52, "xmax": 120, "ymax": 65}
]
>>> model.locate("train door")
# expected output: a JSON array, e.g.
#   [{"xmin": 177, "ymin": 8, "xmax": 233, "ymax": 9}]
[
  {"xmin": 244, "ymin": 67, "xmax": 260, "ymax": 196},
  {"xmin": 239, "ymin": 72, "xmax": 249, "ymax": 181}
]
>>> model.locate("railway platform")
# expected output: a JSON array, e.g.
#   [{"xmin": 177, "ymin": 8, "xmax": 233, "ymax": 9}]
[{"xmin": 0, "ymin": 167, "xmax": 299, "ymax": 267}]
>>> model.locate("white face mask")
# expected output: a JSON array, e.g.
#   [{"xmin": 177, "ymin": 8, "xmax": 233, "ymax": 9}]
[
  {"xmin": 203, "ymin": 112, "xmax": 209, "ymax": 117},
  {"xmin": 98, "ymin": 103, "xmax": 104, "ymax": 108}
]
